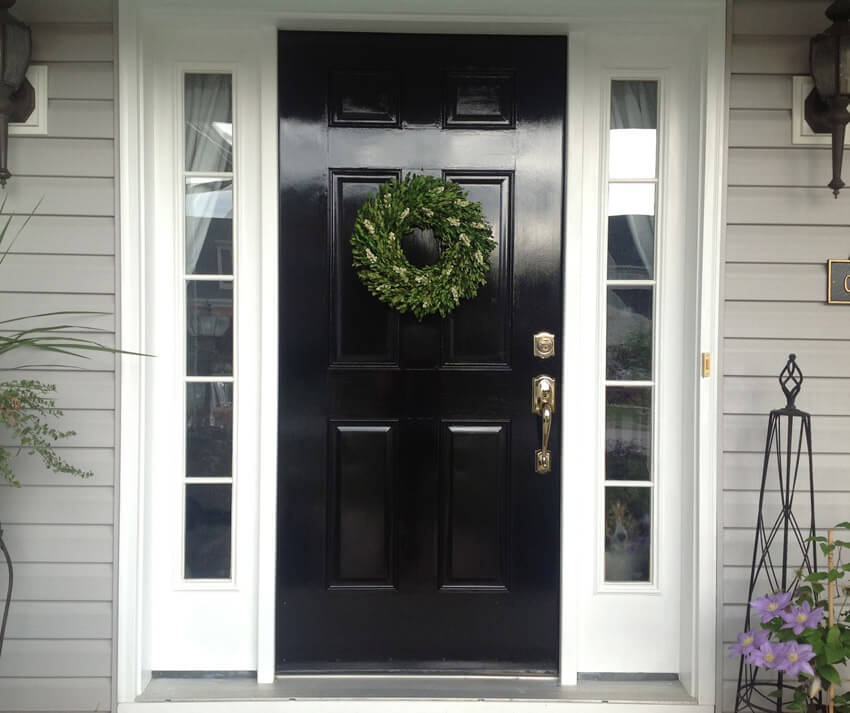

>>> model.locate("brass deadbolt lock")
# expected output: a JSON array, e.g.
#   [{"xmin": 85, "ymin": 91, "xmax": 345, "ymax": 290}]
[{"xmin": 533, "ymin": 332, "xmax": 555, "ymax": 359}]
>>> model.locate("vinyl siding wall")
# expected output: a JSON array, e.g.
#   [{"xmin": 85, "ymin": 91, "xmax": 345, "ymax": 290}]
[
  {"xmin": 723, "ymin": 0, "xmax": 850, "ymax": 710},
  {"xmin": 0, "ymin": 1, "xmax": 116, "ymax": 712}
]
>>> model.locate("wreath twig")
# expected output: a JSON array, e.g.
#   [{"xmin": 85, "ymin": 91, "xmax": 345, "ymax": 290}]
[{"xmin": 351, "ymin": 174, "xmax": 497, "ymax": 320}]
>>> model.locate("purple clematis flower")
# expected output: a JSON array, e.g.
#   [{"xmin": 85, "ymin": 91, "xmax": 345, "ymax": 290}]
[
  {"xmin": 729, "ymin": 629, "xmax": 770, "ymax": 658},
  {"xmin": 748, "ymin": 641, "xmax": 788, "ymax": 670},
  {"xmin": 777, "ymin": 641, "xmax": 816, "ymax": 678},
  {"xmin": 750, "ymin": 592, "xmax": 793, "ymax": 623},
  {"xmin": 779, "ymin": 600, "xmax": 825, "ymax": 635}
]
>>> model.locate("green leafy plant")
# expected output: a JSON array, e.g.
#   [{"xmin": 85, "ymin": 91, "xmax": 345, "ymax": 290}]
[
  {"xmin": 0, "ymin": 380, "xmax": 90, "ymax": 486},
  {"xmin": 729, "ymin": 525, "xmax": 850, "ymax": 713}
]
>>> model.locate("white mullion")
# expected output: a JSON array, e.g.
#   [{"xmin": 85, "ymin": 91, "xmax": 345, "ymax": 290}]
[
  {"xmin": 185, "ymin": 170, "xmax": 234, "ymax": 180},
  {"xmin": 608, "ymin": 177, "xmax": 658, "ymax": 185},
  {"xmin": 185, "ymin": 375, "xmax": 235, "ymax": 383},
  {"xmin": 185, "ymin": 274, "xmax": 234, "ymax": 281},
  {"xmin": 604, "ymin": 480, "xmax": 653, "ymax": 488},
  {"xmin": 185, "ymin": 477, "xmax": 234, "ymax": 485},
  {"xmin": 605, "ymin": 380, "xmax": 654, "ymax": 388},
  {"xmin": 605, "ymin": 279, "xmax": 656, "ymax": 287}
]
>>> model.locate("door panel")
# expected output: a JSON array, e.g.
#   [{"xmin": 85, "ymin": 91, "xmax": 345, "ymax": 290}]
[{"xmin": 277, "ymin": 31, "xmax": 565, "ymax": 673}]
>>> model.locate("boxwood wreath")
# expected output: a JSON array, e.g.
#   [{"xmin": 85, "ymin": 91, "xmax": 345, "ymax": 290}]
[{"xmin": 351, "ymin": 174, "xmax": 497, "ymax": 320}]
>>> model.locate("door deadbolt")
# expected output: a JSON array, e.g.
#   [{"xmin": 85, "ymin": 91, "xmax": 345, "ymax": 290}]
[{"xmin": 533, "ymin": 332, "xmax": 555, "ymax": 359}]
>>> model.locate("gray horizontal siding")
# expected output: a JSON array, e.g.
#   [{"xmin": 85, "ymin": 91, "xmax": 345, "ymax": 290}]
[
  {"xmin": 722, "ymin": 3, "xmax": 849, "ymax": 710},
  {"xmin": 0, "ymin": 4, "xmax": 116, "ymax": 712}
]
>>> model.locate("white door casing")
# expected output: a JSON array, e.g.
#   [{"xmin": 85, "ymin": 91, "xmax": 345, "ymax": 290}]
[{"xmin": 117, "ymin": 0, "xmax": 725, "ymax": 703}]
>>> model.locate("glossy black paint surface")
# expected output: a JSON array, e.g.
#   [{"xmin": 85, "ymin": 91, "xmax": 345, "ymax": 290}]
[{"xmin": 277, "ymin": 32, "xmax": 565, "ymax": 673}]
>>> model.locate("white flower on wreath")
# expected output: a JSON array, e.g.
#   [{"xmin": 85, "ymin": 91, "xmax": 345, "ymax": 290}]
[
  {"xmin": 422, "ymin": 207, "xmax": 434, "ymax": 217},
  {"xmin": 433, "ymin": 186, "xmax": 444, "ymax": 194},
  {"xmin": 459, "ymin": 233, "xmax": 471, "ymax": 247},
  {"xmin": 455, "ymin": 199, "xmax": 469, "ymax": 207},
  {"xmin": 393, "ymin": 265, "xmax": 407, "ymax": 276},
  {"xmin": 365, "ymin": 248, "xmax": 377, "ymax": 264},
  {"xmin": 444, "ymin": 265, "xmax": 453, "ymax": 276},
  {"xmin": 451, "ymin": 286, "xmax": 460, "ymax": 301},
  {"xmin": 388, "ymin": 231, "xmax": 396, "ymax": 242},
  {"xmin": 473, "ymin": 222, "xmax": 486, "ymax": 230},
  {"xmin": 363, "ymin": 219, "xmax": 375, "ymax": 234},
  {"xmin": 383, "ymin": 193, "xmax": 392, "ymax": 204},
  {"xmin": 447, "ymin": 217, "xmax": 460, "ymax": 227},
  {"xmin": 400, "ymin": 208, "xmax": 409, "ymax": 220},
  {"xmin": 415, "ymin": 275, "xmax": 428, "ymax": 284},
  {"xmin": 474, "ymin": 250, "xmax": 484, "ymax": 265}
]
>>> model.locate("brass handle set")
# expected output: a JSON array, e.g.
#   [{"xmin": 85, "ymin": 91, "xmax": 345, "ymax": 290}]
[{"xmin": 531, "ymin": 331, "xmax": 556, "ymax": 474}]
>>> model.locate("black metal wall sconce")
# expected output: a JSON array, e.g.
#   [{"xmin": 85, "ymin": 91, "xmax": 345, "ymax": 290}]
[
  {"xmin": 0, "ymin": 0, "xmax": 33, "ymax": 188},
  {"xmin": 807, "ymin": 0, "xmax": 850, "ymax": 197}
]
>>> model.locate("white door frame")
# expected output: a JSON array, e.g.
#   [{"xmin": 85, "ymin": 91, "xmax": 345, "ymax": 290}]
[{"xmin": 116, "ymin": 0, "xmax": 726, "ymax": 704}]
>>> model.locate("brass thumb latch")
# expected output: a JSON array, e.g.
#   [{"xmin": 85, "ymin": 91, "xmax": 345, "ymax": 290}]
[{"xmin": 532, "ymin": 375, "xmax": 556, "ymax": 474}]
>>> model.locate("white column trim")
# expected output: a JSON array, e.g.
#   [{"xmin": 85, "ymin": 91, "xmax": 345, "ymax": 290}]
[{"xmin": 117, "ymin": 0, "xmax": 151, "ymax": 701}]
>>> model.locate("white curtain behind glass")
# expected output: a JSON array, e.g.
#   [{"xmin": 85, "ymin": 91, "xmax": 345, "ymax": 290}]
[{"xmin": 185, "ymin": 74, "xmax": 233, "ymax": 275}]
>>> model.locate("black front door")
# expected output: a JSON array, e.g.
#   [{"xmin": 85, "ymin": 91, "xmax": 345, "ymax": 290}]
[{"xmin": 277, "ymin": 31, "xmax": 565, "ymax": 673}]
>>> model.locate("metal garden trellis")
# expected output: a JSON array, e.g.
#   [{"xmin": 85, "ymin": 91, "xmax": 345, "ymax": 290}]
[
  {"xmin": 734, "ymin": 354, "xmax": 818, "ymax": 713},
  {"xmin": 0, "ymin": 522, "xmax": 10, "ymax": 657}
]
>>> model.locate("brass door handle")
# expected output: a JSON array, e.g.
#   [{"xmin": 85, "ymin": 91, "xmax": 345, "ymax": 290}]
[{"xmin": 532, "ymin": 375, "xmax": 556, "ymax": 473}]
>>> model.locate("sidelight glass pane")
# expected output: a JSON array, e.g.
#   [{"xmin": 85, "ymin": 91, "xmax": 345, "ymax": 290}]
[
  {"xmin": 610, "ymin": 80, "xmax": 658, "ymax": 179},
  {"xmin": 185, "ymin": 178, "xmax": 233, "ymax": 275},
  {"xmin": 608, "ymin": 183, "xmax": 655, "ymax": 218},
  {"xmin": 611, "ymin": 80, "xmax": 658, "ymax": 130},
  {"xmin": 607, "ymin": 214, "xmax": 655, "ymax": 281},
  {"xmin": 185, "ymin": 73, "xmax": 233, "ymax": 172},
  {"xmin": 606, "ymin": 387, "xmax": 652, "ymax": 481},
  {"xmin": 186, "ymin": 383, "xmax": 233, "ymax": 478},
  {"xmin": 604, "ymin": 486, "xmax": 651, "ymax": 582},
  {"xmin": 186, "ymin": 283, "xmax": 233, "ymax": 376},
  {"xmin": 606, "ymin": 287, "xmax": 653, "ymax": 380},
  {"xmin": 184, "ymin": 483, "xmax": 232, "ymax": 579}
]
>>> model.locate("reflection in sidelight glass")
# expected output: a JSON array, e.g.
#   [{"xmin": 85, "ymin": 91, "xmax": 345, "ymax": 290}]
[
  {"xmin": 183, "ymin": 71, "xmax": 235, "ymax": 581},
  {"xmin": 185, "ymin": 483, "xmax": 232, "ymax": 579},
  {"xmin": 606, "ymin": 287, "xmax": 653, "ymax": 380},
  {"xmin": 186, "ymin": 284, "xmax": 233, "ymax": 376},
  {"xmin": 185, "ymin": 178, "xmax": 233, "ymax": 275},
  {"xmin": 608, "ymin": 215, "xmax": 655, "ymax": 280},
  {"xmin": 185, "ymin": 73, "xmax": 233, "ymax": 172},
  {"xmin": 606, "ymin": 387, "xmax": 651, "ymax": 481},
  {"xmin": 609, "ymin": 80, "xmax": 657, "ymax": 179},
  {"xmin": 186, "ymin": 383, "xmax": 233, "ymax": 478},
  {"xmin": 603, "ymin": 79, "xmax": 658, "ymax": 587},
  {"xmin": 604, "ymin": 486, "xmax": 651, "ymax": 582}
]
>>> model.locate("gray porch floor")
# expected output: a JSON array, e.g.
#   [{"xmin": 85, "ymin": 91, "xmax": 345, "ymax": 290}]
[{"xmin": 140, "ymin": 677, "xmax": 696, "ymax": 704}]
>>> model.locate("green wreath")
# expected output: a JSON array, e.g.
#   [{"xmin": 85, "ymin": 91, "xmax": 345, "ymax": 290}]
[{"xmin": 351, "ymin": 174, "xmax": 497, "ymax": 321}]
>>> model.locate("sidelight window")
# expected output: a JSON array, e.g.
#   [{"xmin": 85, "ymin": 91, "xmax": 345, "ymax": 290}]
[
  {"xmin": 602, "ymin": 79, "xmax": 659, "ymax": 586},
  {"xmin": 182, "ymin": 72, "xmax": 235, "ymax": 580}
]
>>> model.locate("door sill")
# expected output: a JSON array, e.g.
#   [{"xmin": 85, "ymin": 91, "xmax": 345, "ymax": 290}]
[{"xmin": 126, "ymin": 675, "xmax": 705, "ymax": 712}]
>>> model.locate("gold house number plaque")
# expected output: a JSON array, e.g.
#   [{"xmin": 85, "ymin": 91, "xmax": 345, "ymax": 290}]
[{"xmin": 827, "ymin": 259, "xmax": 850, "ymax": 304}]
